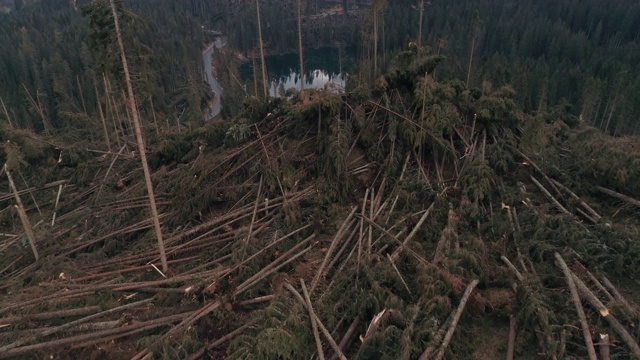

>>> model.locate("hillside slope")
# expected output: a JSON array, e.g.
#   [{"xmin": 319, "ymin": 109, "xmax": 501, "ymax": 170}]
[{"xmin": 0, "ymin": 49, "xmax": 639, "ymax": 359}]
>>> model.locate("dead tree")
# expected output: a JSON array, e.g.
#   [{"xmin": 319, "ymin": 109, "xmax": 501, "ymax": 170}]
[{"xmin": 109, "ymin": 0, "xmax": 168, "ymax": 273}]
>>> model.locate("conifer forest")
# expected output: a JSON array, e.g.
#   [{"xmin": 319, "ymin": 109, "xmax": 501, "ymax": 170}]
[{"xmin": 1, "ymin": 0, "xmax": 640, "ymax": 359}]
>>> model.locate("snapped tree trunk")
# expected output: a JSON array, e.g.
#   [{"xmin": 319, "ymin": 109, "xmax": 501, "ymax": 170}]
[{"xmin": 109, "ymin": 0, "xmax": 168, "ymax": 273}]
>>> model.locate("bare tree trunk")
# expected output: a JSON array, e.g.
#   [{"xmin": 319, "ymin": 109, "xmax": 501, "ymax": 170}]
[
  {"xmin": 599, "ymin": 333, "xmax": 610, "ymax": 360},
  {"xmin": 102, "ymin": 74, "xmax": 122, "ymax": 148},
  {"xmin": 417, "ymin": 0, "xmax": 424, "ymax": 48},
  {"xmin": 252, "ymin": 53, "xmax": 259, "ymax": 98},
  {"xmin": 110, "ymin": 0, "xmax": 168, "ymax": 273},
  {"xmin": 121, "ymin": 89, "xmax": 134, "ymax": 133},
  {"xmin": 149, "ymin": 96, "xmax": 159, "ymax": 136},
  {"xmin": 297, "ymin": 0, "xmax": 305, "ymax": 96},
  {"xmin": 433, "ymin": 279, "xmax": 479, "ymax": 360},
  {"xmin": 596, "ymin": 186, "xmax": 640, "ymax": 208},
  {"xmin": 0, "ymin": 94, "xmax": 14, "ymax": 128},
  {"xmin": 506, "ymin": 316, "xmax": 516, "ymax": 360},
  {"xmin": 554, "ymin": 253, "xmax": 597, "ymax": 360},
  {"xmin": 4, "ymin": 164, "xmax": 39, "ymax": 261},
  {"xmin": 105, "ymin": 75, "xmax": 126, "ymax": 146},
  {"xmin": 466, "ymin": 16, "xmax": 480, "ymax": 89},
  {"xmin": 603, "ymin": 98, "xmax": 616, "ymax": 134},
  {"xmin": 256, "ymin": 0, "xmax": 268, "ymax": 98},
  {"xmin": 572, "ymin": 273, "xmax": 640, "ymax": 358},
  {"xmin": 22, "ymin": 84, "xmax": 51, "ymax": 134},
  {"xmin": 93, "ymin": 79, "xmax": 112, "ymax": 152},
  {"xmin": 301, "ymin": 279, "xmax": 325, "ymax": 360},
  {"xmin": 466, "ymin": 36, "xmax": 476, "ymax": 89},
  {"xmin": 76, "ymin": 75, "xmax": 88, "ymax": 114},
  {"xmin": 373, "ymin": 7, "xmax": 378, "ymax": 77}
]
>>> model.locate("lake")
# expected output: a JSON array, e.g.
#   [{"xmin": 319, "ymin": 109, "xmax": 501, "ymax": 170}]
[{"xmin": 240, "ymin": 47, "xmax": 355, "ymax": 97}]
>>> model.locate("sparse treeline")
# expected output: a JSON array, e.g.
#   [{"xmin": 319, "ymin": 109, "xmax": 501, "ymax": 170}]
[{"xmin": 0, "ymin": 0, "xmax": 212, "ymax": 136}]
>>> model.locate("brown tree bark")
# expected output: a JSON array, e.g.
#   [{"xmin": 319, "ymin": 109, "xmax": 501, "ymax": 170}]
[{"xmin": 109, "ymin": 0, "xmax": 168, "ymax": 273}]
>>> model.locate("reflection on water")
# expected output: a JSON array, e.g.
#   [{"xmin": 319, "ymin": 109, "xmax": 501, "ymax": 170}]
[
  {"xmin": 241, "ymin": 47, "xmax": 355, "ymax": 97},
  {"xmin": 268, "ymin": 69, "xmax": 346, "ymax": 97}
]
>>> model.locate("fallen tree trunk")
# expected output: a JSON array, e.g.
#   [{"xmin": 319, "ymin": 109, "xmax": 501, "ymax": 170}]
[
  {"xmin": 433, "ymin": 279, "xmax": 479, "ymax": 360},
  {"xmin": 554, "ymin": 253, "xmax": 597, "ymax": 360},
  {"xmin": 572, "ymin": 274, "xmax": 640, "ymax": 358},
  {"xmin": 596, "ymin": 186, "xmax": 640, "ymax": 208}
]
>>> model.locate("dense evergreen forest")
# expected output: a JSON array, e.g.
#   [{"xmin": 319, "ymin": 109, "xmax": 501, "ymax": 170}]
[
  {"xmin": 0, "ymin": 0, "xmax": 212, "ymax": 134},
  {"xmin": 2, "ymin": 0, "xmax": 639, "ymax": 134},
  {"xmin": 1, "ymin": 0, "xmax": 640, "ymax": 359}
]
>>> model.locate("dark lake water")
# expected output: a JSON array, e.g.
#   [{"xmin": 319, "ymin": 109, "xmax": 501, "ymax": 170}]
[{"xmin": 240, "ymin": 47, "xmax": 355, "ymax": 97}]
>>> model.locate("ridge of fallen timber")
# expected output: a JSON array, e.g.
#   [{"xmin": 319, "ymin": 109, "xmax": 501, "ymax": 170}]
[{"xmin": 0, "ymin": 179, "xmax": 69, "ymax": 202}]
